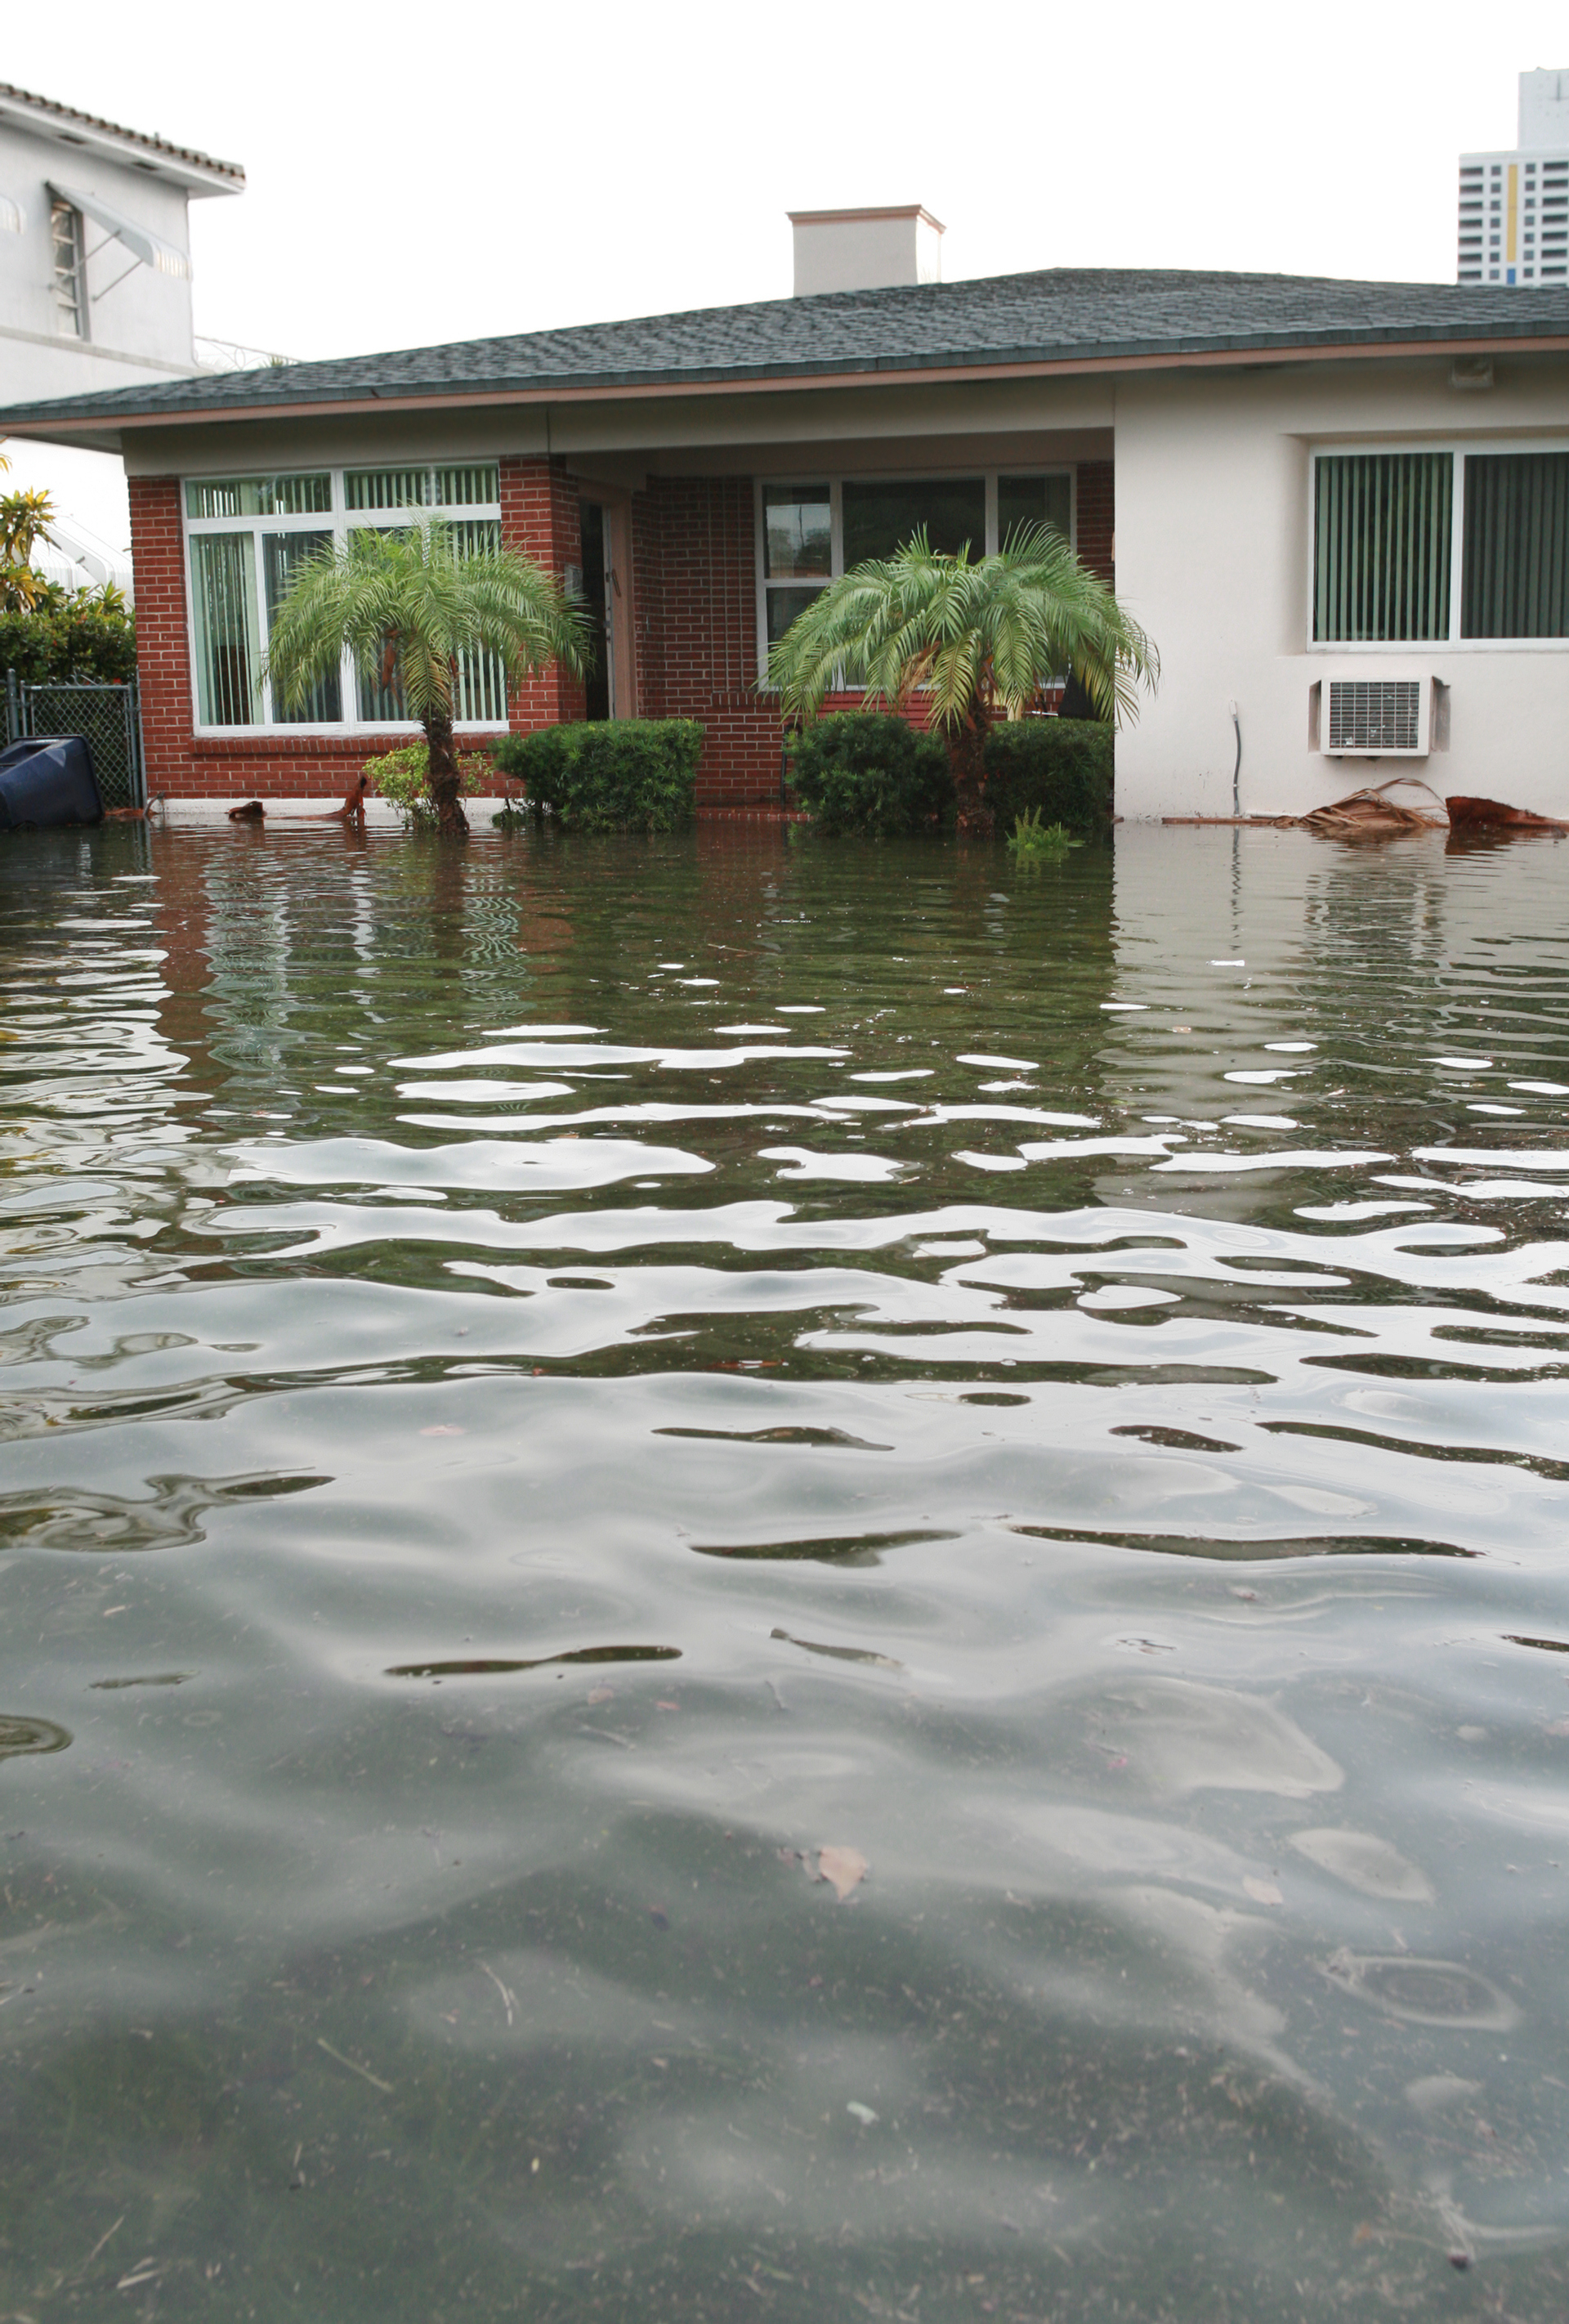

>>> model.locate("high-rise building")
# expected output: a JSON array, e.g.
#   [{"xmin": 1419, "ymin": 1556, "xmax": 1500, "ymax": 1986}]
[{"xmin": 1458, "ymin": 69, "xmax": 1569, "ymax": 284}]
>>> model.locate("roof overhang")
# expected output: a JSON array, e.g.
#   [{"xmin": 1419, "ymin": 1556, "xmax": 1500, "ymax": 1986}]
[{"xmin": 7, "ymin": 328, "xmax": 1569, "ymax": 457}]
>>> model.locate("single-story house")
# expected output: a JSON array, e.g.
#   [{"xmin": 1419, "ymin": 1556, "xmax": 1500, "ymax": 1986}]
[{"xmin": 3, "ymin": 208, "xmax": 1569, "ymax": 820}]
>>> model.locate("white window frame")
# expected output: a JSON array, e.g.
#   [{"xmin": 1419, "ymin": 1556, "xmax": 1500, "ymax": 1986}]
[
  {"xmin": 182, "ymin": 463, "xmax": 509, "ymax": 734},
  {"xmin": 753, "ymin": 464, "xmax": 1077, "ymax": 683},
  {"xmin": 1308, "ymin": 439, "xmax": 1569, "ymax": 653}
]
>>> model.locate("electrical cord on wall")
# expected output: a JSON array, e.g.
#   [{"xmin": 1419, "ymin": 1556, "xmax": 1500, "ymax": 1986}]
[{"xmin": 1230, "ymin": 701, "xmax": 1241, "ymax": 817}]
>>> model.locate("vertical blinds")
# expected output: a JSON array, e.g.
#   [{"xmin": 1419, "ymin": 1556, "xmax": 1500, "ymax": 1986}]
[
  {"xmin": 1314, "ymin": 453, "xmax": 1453, "ymax": 643},
  {"xmin": 1462, "ymin": 452, "xmax": 1569, "ymax": 638},
  {"xmin": 263, "ymin": 533, "xmax": 340, "ymax": 723},
  {"xmin": 190, "ymin": 535, "xmax": 259, "ymax": 726}
]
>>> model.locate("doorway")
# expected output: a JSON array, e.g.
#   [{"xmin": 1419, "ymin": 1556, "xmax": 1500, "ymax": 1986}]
[{"xmin": 579, "ymin": 501, "xmax": 613, "ymax": 721}]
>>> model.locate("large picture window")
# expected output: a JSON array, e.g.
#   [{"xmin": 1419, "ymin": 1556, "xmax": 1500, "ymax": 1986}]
[
  {"xmin": 758, "ymin": 468, "xmax": 1075, "ymax": 671},
  {"xmin": 1312, "ymin": 443, "xmax": 1569, "ymax": 647},
  {"xmin": 182, "ymin": 463, "xmax": 506, "ymax": 731}
]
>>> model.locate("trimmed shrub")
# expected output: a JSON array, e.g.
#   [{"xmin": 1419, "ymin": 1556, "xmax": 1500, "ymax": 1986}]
[
  {"xmin": 492, "ymin": 719, "xmax": 701, "ymax": 833},
  {"xmin": 0, "ymin": 584, "xmax": 136, "ymax": 687},
  {"xmin": 364, "ymin": 742, "xmax": 493, "ymax": 828},
  {"xmin": 788, "ymin": 713, "xmax": 954, "ymax": 837},
  {"xmin": 981, "ymin": 719, "xmax": 1113, "ymax": 837}
]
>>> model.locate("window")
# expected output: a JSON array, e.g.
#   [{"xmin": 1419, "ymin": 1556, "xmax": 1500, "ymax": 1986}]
[
  {"xmin": 1311, "ymin": 443, "xmax": 1569, "ymax": 646},
  {"xmin": 761, "ymin": 484, "xmax": 830, "ymax": 646},
  {"xmin": 182, "ymin": 464, "xmax": 506, "ymax": 730},
  {"xmin": 51, "ymin": 200, "xmax": 86, "ymax": 338},
  {"xmin": 756, "ymin": 467, "xmax": 1075, "ymax": 670},
  {"xmin": 1462, "ymin": 453, "xmax": 1569, "ymax": 638},
  {"xmin": 1313, "ymin": 454, "xmax": 1452, "ymax": 643},
  {"xmin": 842, "ymin": 477, "xmax": 986, "ymax": 564}
]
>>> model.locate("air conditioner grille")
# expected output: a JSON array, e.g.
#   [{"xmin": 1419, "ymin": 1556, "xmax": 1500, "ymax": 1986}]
[{"xmin": 1328, "ymin": 679, "xmax": 1422, "ymax": 751}]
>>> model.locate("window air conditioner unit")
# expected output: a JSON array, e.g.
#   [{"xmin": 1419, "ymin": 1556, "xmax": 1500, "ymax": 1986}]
[{"xmin": 1321, "ymin": 677, "xmax": 1431, "ymax": 758}]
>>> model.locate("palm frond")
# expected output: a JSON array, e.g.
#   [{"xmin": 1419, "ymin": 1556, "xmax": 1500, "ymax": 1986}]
[
  {"xmin": 263, "ymin": 519, "xmax": 591, "ymax": 718},
  {"xmin": 762, "ymin": 519, "xmax": 1157, "ymax": 734}
]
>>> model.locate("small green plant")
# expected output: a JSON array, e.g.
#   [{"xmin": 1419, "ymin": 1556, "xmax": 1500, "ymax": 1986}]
[
  {"xmin": 1006, "ymin": 807, "xmax": 1081, "ymax": 863},
  {"xmin": 364, "ymin": 742, "xmax": 491, "ymax": 828}
]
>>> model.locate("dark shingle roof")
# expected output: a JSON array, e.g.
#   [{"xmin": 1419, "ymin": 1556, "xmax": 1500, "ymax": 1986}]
[{"xmin": 5, "ymin": 266, "xmax": 1569, "ymax": 437}]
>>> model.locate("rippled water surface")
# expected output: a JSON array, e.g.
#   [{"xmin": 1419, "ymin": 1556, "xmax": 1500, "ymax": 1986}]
[{"xmin": 7, "ymin": 818, "xmax": 1569, "ymax": 2320}]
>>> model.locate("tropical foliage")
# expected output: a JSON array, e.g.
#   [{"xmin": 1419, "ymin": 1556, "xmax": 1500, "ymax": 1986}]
[
  {"xmin": 266, "ymin": 521, "xmax": 590, "ymax": 834},
  {"xmin": 763, "ymin": 524, "xmax": 1157, "ymax": 822},
  {"xmin": 0, "ymin": 450, "xmax": 57, "ymax": 613},
  {"xmin": 493, "ymin": 719, "xmax": 703, "ymax": 834},
  {"xmin": 0, "ymin": 581, "xmax": 136, "ymax": 686},
  {"xmin": 787, "ymin": 711, "xmax": 953, "ymax": 836}
]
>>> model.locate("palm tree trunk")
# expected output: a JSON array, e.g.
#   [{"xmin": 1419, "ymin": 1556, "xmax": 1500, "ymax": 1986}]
[
  {"xmin": 951, "ymin": 712, "xmax": 993, "ymax": 835},
  {"xmin": 424, "ymin": 709, "xmax": 468, "ymax": 836}
]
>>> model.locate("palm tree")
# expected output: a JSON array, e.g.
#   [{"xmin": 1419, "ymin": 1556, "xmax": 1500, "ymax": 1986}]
[
  {"xmin": 265, "ymin": 520, "xmax": 591, "ymax": 835},
  {"xmin": 764, "ymin": 524, "xmax": 1158, "ymax": 822},
  {"xmin": 0, "ymin": 450, "xmax": 56, "ymax": 613}
]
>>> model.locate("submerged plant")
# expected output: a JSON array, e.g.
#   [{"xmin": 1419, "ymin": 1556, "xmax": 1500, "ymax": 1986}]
[
  {"xmin": 1005, "ymin": 807, "xmax": 1081, "ymax": 863},
  {"xmin": 364, "ymin": 742, "xmax": 491, "ymax": 829}
]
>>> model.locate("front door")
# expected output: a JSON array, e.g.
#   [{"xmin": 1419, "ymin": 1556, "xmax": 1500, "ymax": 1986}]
[{"xmin": 579, "ymin": 501, "xmax": 614, "ymax": 722}]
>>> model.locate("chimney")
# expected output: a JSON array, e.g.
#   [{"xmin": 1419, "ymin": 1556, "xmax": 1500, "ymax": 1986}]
[{"xmin": 789, "ymin": 205, "xmax": 944, "ymax": 298}]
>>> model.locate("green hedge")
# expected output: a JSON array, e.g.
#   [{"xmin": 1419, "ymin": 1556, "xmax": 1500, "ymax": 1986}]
[
  {"xmin": 492, "ymin": 719, "xmax": 702, "ymax": 833},
  {"xmin": 981, "ymin": 719, "xmax": 1114, "ymax": 836},
  {"xmin": 789, "ymin": 713, "xmax": 954, "ymax": 837},
  {"xmin": 0, "ymin": 587, "xmax": 136, "ymax": 687}
]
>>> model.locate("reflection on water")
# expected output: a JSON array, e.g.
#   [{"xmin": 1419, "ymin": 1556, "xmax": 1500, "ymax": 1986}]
[{"xmin": 4, "ymin": 819, "xmax": 1569, "ymax": 2314}]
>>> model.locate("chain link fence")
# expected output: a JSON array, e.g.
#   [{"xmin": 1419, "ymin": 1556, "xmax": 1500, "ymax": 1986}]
[{"xmin": 4, "ymin": 673, "xmax": 145, "ymax": 811}]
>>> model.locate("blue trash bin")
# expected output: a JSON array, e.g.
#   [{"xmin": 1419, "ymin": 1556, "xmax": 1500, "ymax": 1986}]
[{"xmin": 0, "ymin": 736, "xmax": 105, "ymax": 831}]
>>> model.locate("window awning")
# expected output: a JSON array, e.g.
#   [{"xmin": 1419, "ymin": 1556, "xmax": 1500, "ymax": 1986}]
[
  {"xmin": 48, "ymin": 181, "xmax": 190, "ymax": 280},
  {"xmin": 0, "ymin": 193, "xmax": 22, "ymax": 235}
]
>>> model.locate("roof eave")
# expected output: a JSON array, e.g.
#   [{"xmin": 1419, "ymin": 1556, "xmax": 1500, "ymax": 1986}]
[
  {"xmin": 4, "ymin": 320, "xmax": 1569, "ymax": 447},
  {"xmin": 0, "ymin": 85, "xmax": 244, "ymax": 194}
]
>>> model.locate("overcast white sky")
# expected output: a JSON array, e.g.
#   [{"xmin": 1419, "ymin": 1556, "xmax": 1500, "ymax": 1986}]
[
  {"xmin": 9, "ymin": 0, "xmax": 1569, "ymax": 356},
  {"xmin": 5, "ymin": 0, "xmax": 1568, "ymax": 545}
]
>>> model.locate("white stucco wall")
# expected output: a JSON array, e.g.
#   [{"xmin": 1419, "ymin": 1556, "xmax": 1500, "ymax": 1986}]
[
  {"xmin": 0, "ymin": 114, "xmax": 201, "ymax": 400},
  {"xmin": 1113, "ymin": 353, "xmax": 1569, "ymax": 822}
]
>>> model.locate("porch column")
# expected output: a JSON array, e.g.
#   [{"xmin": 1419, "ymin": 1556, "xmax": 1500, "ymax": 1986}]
[{"xmin": 499, "ymin": 455, "xmax": 586, "ymax": 732}]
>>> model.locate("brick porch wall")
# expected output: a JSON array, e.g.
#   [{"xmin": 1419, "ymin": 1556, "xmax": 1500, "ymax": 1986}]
[{"xmin": 632, "ymin": 475, "xmax": 784, "ymax": 807}]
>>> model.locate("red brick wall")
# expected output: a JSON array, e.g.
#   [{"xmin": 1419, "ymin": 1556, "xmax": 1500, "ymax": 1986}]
[
  {"xmin": 130, "ymin": 456, "xmax": 590, "ymax": 801},
  {"xmin": 132, "ymin": 452, "xmax": 1113, "ymax": 808}
]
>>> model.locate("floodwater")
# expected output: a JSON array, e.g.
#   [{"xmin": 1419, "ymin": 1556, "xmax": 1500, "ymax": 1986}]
[{"xmin": 4, "ymin": 818, "xmax": 1569, "ymax": 2322}]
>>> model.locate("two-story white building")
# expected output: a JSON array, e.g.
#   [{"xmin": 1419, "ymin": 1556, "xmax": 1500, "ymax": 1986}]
[{"xmin": 1, "ymin": 83, "xmax": 243, "ymax": 589}]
